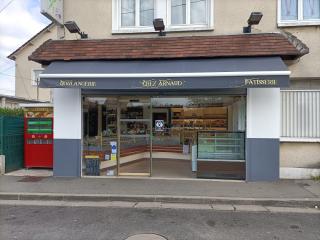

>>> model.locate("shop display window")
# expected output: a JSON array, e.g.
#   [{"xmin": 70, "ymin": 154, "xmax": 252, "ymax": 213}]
[{"xmin": 82, "ymin": 95, "xmax": 246, "ymax": 178}]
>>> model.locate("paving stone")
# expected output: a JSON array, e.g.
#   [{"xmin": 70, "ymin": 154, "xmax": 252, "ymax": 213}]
[
  {"xmin": 211, "ymin": 204, "xmax": 235, "ymax": 211},
  {"xmin": 134, "ymin": 202, "xmax": 162, "ymax": 208},
  {"xmin": 233, "ymin": 205, "xmax": 268, "ymax": 212},
  {"xmin": 265, "ymin": 206, "xmax": 320, "ymax": 214},
  {"xmin": 162, "ymin": 203, "xmax": 212, "ymax": 210}
]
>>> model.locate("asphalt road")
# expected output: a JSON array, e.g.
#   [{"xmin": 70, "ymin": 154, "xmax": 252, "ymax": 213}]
[{"xmin": 1, "ymin": 204, "xmax": 319, "ymax": 240}]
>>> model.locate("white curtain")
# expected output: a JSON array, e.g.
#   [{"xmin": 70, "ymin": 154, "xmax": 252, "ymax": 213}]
[
  {"xmin": 121, "ymin": 0, "xmax": 135, "ymax": 26},
  {"xmin": 140, "ymin": 0, "xmax": 154, "ymax": 26},
  {"xmin": 190, "ymin": 0, "xmax": 207, "ymax": 24},
  {"xmin": 303, "ymin": 0, "xmax": 320, "ymax": 19},
  {"xmin": 171, "ymin": 0, "xmax": 186, "ymax": 24},
  {"xmin": 281, "ymin": 0, "xmax": 298, "ymax": 20},
  {"xmin": 232, "ymin": 97, "xmax": 246, "ymax": 132}
]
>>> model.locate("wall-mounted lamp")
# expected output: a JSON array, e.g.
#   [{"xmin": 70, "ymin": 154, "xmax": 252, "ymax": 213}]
[
  {"xmin": 64, "ymin": 21, "xmax": 88, "ymax": 39},
  {"xmin": 243, "ymin": 12, "xmax": 263, "ymax": 33},
  {"xmin": 153, "ymin": 18, "xmax": 166, "ymax": 36}
]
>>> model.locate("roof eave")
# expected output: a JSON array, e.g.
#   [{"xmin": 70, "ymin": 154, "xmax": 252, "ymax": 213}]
[
  {"xmin": 29, "ymin": 53, "xmax": 302, "ymax": 65},
  {"xmin": 7, "ymin": 22, "xmax": 55, "ymax": 61}
]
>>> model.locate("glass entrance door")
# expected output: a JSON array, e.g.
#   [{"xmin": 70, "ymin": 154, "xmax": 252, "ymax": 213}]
[{"xmin": 118, "ymin": 97, "xmax": 152, "ymax": 176}]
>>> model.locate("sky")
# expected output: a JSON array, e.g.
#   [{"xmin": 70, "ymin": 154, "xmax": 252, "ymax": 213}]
[{"xmin": 0, "ymin": 0, "xmax": 50, "ymax": 96}]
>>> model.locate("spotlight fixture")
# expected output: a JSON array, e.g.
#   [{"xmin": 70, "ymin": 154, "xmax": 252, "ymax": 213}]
[
  {"xmin": 153, "ymin": 18, "xmax": 166, "ymax": 36},
  {"xmin": 64, "ymin": 21, "xmax": 88, "ymax": 39},
  {"xmin": 243, "ymin": 12, "xmax": 263, "ymax": 33}
]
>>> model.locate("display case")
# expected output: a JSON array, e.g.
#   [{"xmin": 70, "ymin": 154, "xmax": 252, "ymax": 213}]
[
  {"xmin": 197, "ymin": 131, "xmax": 245, "ymax": 160},
  {"xmin": 196, "ymin": 131, "xmax": 246, "ymax": 179}
]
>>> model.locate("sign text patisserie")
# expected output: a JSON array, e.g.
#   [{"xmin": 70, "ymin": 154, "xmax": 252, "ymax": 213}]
[{"xmin": 244, "ymin": 78, "xmax": 277, "ymax": 86}]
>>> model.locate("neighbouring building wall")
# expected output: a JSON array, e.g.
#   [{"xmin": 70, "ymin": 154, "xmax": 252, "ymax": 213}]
[
  {"xmin": 280, "ymin": 143, "xmax": 320, "ymax": 169},
  {"xmin": 285, "ymin": 28, "xmax": 320, "ymax": 79},
  {"xmin": 288, "ymin": 79, "xmax": 320, "ymax": 90},
  {"xmin": 280, "ymin": 89, "xmax": 320, "ymax": 178},
  {"xmin": 280, "ymin": 142, "xmax": 320, "ymax": 178},
  {"xmin": 53, "ymin": 88, "xmax": 82, "ymax": 177},
  {"xmin": 14, "ymin": 26, "xmax": 57, "ymax": 102}
]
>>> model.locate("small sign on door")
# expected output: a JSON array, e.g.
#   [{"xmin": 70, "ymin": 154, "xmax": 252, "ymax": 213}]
[{"xmin": 155, "ymin": 120, "xmax": 165, "ymax": 131}]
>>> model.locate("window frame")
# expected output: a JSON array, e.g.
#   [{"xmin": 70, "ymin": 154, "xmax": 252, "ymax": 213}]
[
  {"xmin": 31, "ymin": 68, "xmax": 44, "ymax": 86},
  {"xmin": 112, "ymin": 0, "xmax": 214, "ymax": 34},
  {"xmin": 278, "ymin": 0, "xmax": 320, "ymax": 27}
]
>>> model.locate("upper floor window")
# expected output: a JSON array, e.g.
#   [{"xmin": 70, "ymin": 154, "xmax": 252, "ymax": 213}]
[
  {"xmin": 113, "ymin": 0, "xmax": 213, "ymax": 33},
  {"xmin": 171, "ymin": 0, "xmax": 207, "ymax": 25},
  {"xmin": 278, "ymin": 0, "xmax": 320, "ymax": 26},
  {"xmin": 31, "ymin": 69, "xmax": 43, "ymax": 86}
]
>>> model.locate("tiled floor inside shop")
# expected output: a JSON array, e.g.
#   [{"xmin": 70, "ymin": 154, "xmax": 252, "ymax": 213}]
[{"xmin": 119, "ymin": 158, "xmax": 196, "ymax": 178}]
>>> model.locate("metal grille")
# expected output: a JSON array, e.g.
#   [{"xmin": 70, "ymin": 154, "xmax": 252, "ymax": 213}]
[{"xmin": 281, "ymin": 90, "xmax": 320, "ymax": 138}]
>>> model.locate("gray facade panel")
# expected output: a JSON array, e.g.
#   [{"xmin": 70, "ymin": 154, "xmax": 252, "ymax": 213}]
[
  {"xmin": 40, "ymin": 57, "xmax": 290, "ymax": 89},
  {"xmin": 246, "ymin": 138, "xmax": 279, "ymax": 181},
  {"xmin": 43, "ymin": 57, "xmax": 288, "ymax": 74},
  {"xmin": 54, "ymin": 139, "xmax": 81, "ymax": 177}
]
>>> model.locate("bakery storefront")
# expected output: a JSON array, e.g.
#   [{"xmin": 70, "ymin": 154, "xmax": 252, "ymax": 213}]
[{"xmin": 31, "ymin": 34, "xmax": 306, "ymax": 181}]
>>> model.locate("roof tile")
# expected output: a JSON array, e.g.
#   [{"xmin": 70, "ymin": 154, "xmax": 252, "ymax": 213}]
[{"xmin": 29, "ymin": 33, "xmax": 308, "ymax": 64}]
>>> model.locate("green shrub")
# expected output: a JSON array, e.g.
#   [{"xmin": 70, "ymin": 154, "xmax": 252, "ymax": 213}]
[
  {"xmin": 0, "ymin": 107, "xmax": 24, "ymax": 117},
  {"xmin": 312, "ymin": 175, "xmax": 320, "ymax": 181}
]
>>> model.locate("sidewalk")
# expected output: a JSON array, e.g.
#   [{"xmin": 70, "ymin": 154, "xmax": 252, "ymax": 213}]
[{"xmin": 0, "ymin": 176, "xmax": 319, "ymax": 208}]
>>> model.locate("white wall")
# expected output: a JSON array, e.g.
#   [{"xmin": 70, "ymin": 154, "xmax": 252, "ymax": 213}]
[
  {"xmin": 247, "ymin": 88, "xmax": 281, "ymax": 139},
  {"xmin": 53, "ymin": 88, "xmax": 82, "ymax": 139},
  {"xmin": 14, "ymin": 25, "xmax": 57, "ymax": 101}
]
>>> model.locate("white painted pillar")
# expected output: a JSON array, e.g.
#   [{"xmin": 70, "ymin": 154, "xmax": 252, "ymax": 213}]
[
  {"xmin": 246, "ymin": 88, "xmax": 280, "ymax": 181},
  {"xmin": 53, "ymin": 88, "xmax": 82, "ymax": 177}
]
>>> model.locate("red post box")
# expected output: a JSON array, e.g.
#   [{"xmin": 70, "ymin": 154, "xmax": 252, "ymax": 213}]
[{"xmin": 24, "ymin": 106, "xmax": 53, "ymax": 168}]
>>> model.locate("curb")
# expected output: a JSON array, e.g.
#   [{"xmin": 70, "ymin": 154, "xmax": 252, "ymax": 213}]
[{"xmin": 0, "ymin": 192, "xmax": 319, "ymax": 208}]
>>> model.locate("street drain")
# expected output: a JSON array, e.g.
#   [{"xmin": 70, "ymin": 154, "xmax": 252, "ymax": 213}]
[{"xmin": 125, "ymin": 234, "xmax": 168, "ymax": 240}]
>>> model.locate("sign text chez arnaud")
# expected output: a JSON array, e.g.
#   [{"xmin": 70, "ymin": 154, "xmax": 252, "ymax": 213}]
[
  {"xmin": 57, "ymin": 79, "xmax": 185, "ymax": 88},
  {"xmin": 140, "ymin": 79, "xmax": 185, "ymax": 88}
]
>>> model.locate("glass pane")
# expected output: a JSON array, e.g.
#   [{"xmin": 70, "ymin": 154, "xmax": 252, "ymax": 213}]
[
  {"xmin": 82, "ymin": 97, "xmax": 118, "ymax": 176},
  {"xmin": 140, "ymin": 0, "xmax": 154, "ymax": 26},
  {"xmin": 119, "ymin": 98, "xmax": 151, "ymax": 175},
  {"xmin": 121, "ymin": 0, "xmax": 135, "ymax": 26},
  {"xmin": 281, "ymin": 0, "xmax": 298, "ymax": 20},
  {"xmin": 197, "ymin": 132, "xmax": 245, "ymax": 160},
  {"xmin": 171, "ymin": 0, "xmax": 186, "ymax": 25},
  {"xmin": 151, "ymin": 96, "xmax": 246, "ymax": 179},
  {"xmin": 304, "ymin": 0, "xmax": 320, "ymax": 19},
  {"xmin": 190, "ymin": 0, "xmax": 207, "ymax": 24}
]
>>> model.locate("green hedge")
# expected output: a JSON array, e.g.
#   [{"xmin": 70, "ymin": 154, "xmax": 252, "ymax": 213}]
[{"xmin": 0, "ymin": 107, "xmax": 24, "ymax": 117}]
